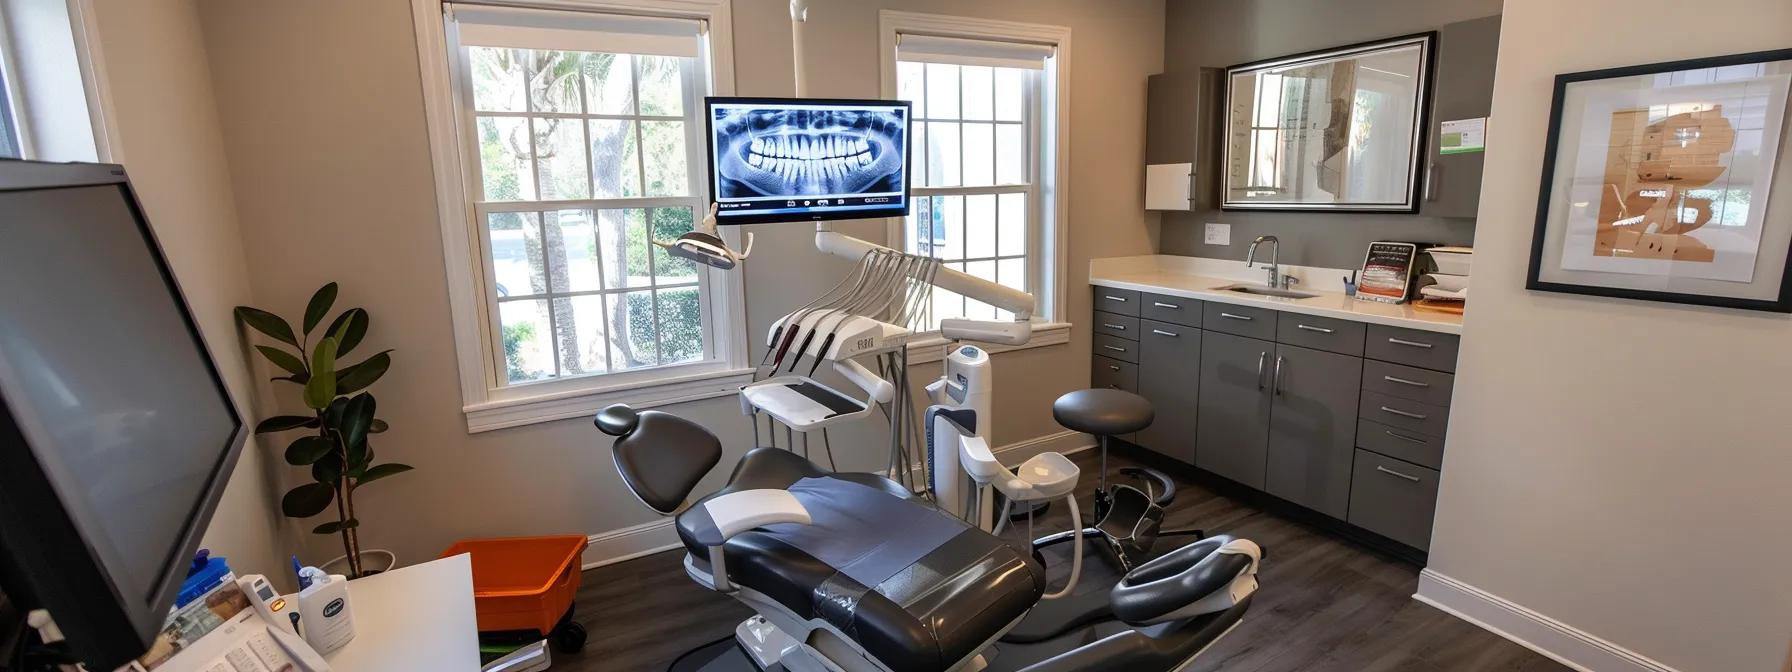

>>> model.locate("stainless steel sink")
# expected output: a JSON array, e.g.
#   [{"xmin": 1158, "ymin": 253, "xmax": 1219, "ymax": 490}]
[{"xmin": 1212, "ymin": 283, "xmax": 1320, "ymax": 299}]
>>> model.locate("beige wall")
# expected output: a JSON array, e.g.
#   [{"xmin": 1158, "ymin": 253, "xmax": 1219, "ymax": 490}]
[
  {"xmin": 88, "ymin": 0, "xmax": 293, "ymax": 585},
  {"xmin": 194, "ymin": 0, "xmax": 1163, "ymax": 566},
  {"xmin": 1429, "ymin": 0, "xmax": 1792, "ymax": 670}
]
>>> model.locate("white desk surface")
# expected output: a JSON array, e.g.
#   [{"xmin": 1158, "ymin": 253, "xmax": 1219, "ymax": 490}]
[{"xmin": 315, "ymin": 553, "xmax": 481, "ymax": 672}]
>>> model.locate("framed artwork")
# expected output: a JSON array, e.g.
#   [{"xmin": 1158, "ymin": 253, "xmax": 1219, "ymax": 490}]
[{"xmin": 1527, "ymin": 48, "xmax": 1792, "ymax": 312}]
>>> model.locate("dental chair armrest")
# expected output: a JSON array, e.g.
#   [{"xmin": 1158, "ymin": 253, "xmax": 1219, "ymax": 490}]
[
  {"xmin": 698, "ymin": 489, "xmax": 812, "ymax": 594},
  {"xmin": 705, "ymin": 489, "xmax": 812, "ymax": 540}
]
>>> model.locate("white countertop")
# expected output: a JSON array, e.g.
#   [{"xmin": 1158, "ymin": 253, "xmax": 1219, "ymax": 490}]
[
  {"xmin": 1090, "ymin": 255, "xmax": 1464, "ymax": 335},
  {"xmin": 312, "ymin": 553, "xmax": 481, "ymax": 671}
]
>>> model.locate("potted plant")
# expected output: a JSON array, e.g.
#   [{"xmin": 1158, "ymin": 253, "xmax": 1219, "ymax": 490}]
[{"xmin": 236, "ymin": 283, "xmax": 410, "ymax": 578}]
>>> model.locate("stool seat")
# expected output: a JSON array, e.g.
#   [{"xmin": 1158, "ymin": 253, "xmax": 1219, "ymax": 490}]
[{"xmin": 1053, "ymin": 388, "xmax": 1154, "ymax": 436}]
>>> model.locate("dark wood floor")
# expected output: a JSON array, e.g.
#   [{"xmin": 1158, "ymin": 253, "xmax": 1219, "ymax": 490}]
[{"xmin": 558, "ymin": 450, "xmax": 1566, "ymax": 672}]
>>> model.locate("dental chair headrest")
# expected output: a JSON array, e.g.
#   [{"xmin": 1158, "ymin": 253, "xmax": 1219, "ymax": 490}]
[{"xmin": 596, "ymin": 404, "xmax": 722, "ymax": 516}]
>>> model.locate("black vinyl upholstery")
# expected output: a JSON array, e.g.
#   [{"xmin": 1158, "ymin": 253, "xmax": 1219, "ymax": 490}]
[
  {"xmin": 675, "ymin": 448, "xmax": 1046, "ymax": 672},
  {"xmin": 1051, "ymin": 389, "xmax": 1154, "ymax": 436},
  {"xmin": 607, "ymin": 409, "xmax": 722, "ymax": 514}
]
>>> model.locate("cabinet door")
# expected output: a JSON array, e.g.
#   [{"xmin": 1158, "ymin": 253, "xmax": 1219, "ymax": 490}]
[
  {"xmin": 1135, "ymin": 320, "xmax": 1201, "ymax": 465},
  {"xmin": 1421, "ymin": 15, "xmax": 1501, "ymax": 219},
  {"xmin": 1265, "ymin": 344, "xmax": 1363, "ymax": 518},
  {"xmin": 1195, "ymin": 331, "xmax": 1273, "ymax": 488}
]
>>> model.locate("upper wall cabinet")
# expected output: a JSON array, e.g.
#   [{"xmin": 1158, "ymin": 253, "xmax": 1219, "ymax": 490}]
[
  {"xmin": 1420, "ymin": 16, "xmax": 1501, "ymax": 220},
  {"xmin": 1144, "ymin": 68, "xmax": 1222, "ymax": 211},
  {"xmin": 1221, "ymin": 34, "xmax": 1436, "ymax": 212}
]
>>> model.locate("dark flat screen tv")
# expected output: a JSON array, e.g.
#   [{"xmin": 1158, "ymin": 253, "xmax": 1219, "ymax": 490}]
[
  {"xmin": 706, "ymin": 97, "xmax": 912, "ymax": 225},
  {"xmin": 0, "ymin": 160, "xmax": 247, "ymax": 669}
]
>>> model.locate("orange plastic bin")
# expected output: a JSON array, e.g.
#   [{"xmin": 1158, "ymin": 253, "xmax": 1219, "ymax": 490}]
[{"xmin": 443, "ymin": 534, "xmax": 589, "ymax": 653}]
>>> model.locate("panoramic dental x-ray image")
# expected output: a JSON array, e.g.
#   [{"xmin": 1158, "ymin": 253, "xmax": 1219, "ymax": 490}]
[{"xmin": 712, "ymin": 105, "xmax": 908, "ymax": 199}]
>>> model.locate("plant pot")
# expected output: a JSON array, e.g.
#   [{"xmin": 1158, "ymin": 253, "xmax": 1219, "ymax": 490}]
[{"xmin": 320, "ymin": 549, "xmax": 396, "ymax": 578}]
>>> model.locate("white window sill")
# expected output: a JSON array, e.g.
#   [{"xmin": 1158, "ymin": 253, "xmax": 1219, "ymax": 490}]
[
  {"xmin": 463, "ymin": 366, "xmax": 755, "ymax": 433},
  {"xmin": 905, "ymin": 321, "xmax": 1072, "ymax": 365}
]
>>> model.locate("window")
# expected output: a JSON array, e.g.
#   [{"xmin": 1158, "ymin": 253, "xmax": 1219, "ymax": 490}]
[
  {"xmin": 0, "ymin": 59, "xmax": 19, "ymax": 159},
  {"xmin": 418, "ymin": 1, "xmax": 746, "ymax": 430},
  {"xmin": 884, "ymin": 17, "xmax": 1068, "ymax": 328}
]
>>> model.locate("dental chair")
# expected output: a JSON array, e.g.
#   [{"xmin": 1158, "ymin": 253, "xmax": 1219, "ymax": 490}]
[{"xmin": 596, "ymin": 403, "xmax": 1262, "ymax": 672}]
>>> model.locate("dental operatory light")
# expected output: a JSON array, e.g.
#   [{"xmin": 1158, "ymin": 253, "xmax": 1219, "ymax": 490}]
[{"xmin": 652, "ymin": 203, "xmax": 754, "ymax": 270}]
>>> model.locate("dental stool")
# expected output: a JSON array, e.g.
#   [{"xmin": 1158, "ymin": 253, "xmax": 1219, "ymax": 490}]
[{"xmin": 1047, "ymin": 388, "xmax": 1201, "ymax": 571}]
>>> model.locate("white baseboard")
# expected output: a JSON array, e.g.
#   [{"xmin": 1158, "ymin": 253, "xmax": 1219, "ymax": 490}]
[
  {"xmin": 1415, "ymin": 569, "xmax": 1680, "ymax": 672},
  {"xmin": 579, "ymin": 430, "xmax": 1093, "ymax": 570}
]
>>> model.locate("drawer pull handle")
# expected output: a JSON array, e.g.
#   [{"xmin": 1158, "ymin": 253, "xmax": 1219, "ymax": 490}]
[
  {"xmin": 1376, "ymin": 465, "xmax": 1423, "ymax": 482},
  {"xmin": 1256, "ymin": 352, "xmax": 1268, "ymax": 390},
  {"xmin": 1380, "ymin": 406, "xmax": 1429, "ymax": 420},
  {"xmin": 1102, "ymin": 323, "xmax": 1127, "ymax": 331},
  {"xmin": 1109, "ymin": 365, "xmax": 1122, "ymax": 371},
  {"xmin": 1383, "ymin": 375, "xmax": 1431, "ymax": 388},
  {"xmin": 1104, "ymin": 295, "xmax": 1129, "ymax": 302},
  {"xmin": 1150, "ymin": 329, "xmax": 1179, "ymax": 337},
  {"xmin": 1102, "ymin": 345, "xmax": 1127, "ymax": 353},
  {"xmin": 1220, "ymin": 312, "xmax": 1254, "ymax": 321},
  {"xmin": 1385, "ymin": 430, "xmax": 1430, "ymax": 444},
  {"xmin": 1296, "ymin": 324, "xmax": 1334, "ymax": 334},
  {"xmin": 1152, "ymin": 302, "xmax": 1180, "ymax": 309},
  {"xmin": 1388, "ymin": 337, "xmax": 1434, "ymax": 349}
]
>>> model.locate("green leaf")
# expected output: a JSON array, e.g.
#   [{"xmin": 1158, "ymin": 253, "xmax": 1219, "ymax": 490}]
[
  {"xmin": 324, "ymin": 309, "xmax": 369, "ymax": 356},
  {"xmin": 302, "ymin": 337, "xmax": 340, "ymax": 410},
  {"xmin": 355, "ymin": 463, "xmax": 412, "ymax": 487},
  {"xmin": 272, "ymin": 373, "xmax": 310, "ymax": 385},
  {"xmin": 312, "ymin": 453, "xmax": 344, "ymax": 485},
  {"xmin": 369, "ymin": 419, "xmax": 389, "ymax": 434},
  {"xmin": 284, "ymin": 436, "xmax": 334, "ymax": 465},
  {"xmin": 314, "ymin": 518, "xmax": 360, "ymax": 534},
  {"xmin": 341, "ymin": 394, "xmax": 376, "ymax": 455},
  {"xmin": 255, "ymin": 346, "xmax": 307, "ymax": 376},
  {"xmin": 335, "ymin": 351, "xmax": 392, "ymax": 395},
  {"xmin": 255, "ymin": 416, "xmax": 319, "ymax": 433},
  {"xmin": 281, "ymin": 483, "xmax": 336, "ymax": 518},
  {"xmin": 303, "ymin": 283, "xmax": 339, "ymax": 335},
  {"xmin": 235, "ymin": 307, "xmax": 298, "ymax": 347}
]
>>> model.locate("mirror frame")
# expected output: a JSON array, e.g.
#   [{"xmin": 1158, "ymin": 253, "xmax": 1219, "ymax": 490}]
[{"xmin": 1221, "ymin": 32, "xmax": 1438, "ymax": 213}]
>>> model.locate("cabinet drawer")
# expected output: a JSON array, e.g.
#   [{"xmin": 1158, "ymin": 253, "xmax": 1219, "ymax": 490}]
[
  {"xmin": 1348, "ymin": 450, "xmax": 1440, "ymax": 550},
  {"xmin": 1362, "ymin": 360, "xmax": 1454, "ymax": 406},
  {"xmin": 1356, "ymin": 419, "xmax": 1444, "ymax": 470},
  {"xmin": 1365, "ymin": 325, "xmax": 1460, "ymax": 372},
  {"xmin": 1359, "ymin": 390, "xmax": 1449, "ymax": 438},
  {"xmin": 1094, "ymin": 333, "xmax": 1139, "ymax": 363},
  {"xmin": 1275, "ymin": 313, "xmax": 1366, "ymax": 356},
  {"xmin": 1139, "ymin": 292, "xmax": 1202, "ymax": 327},
  {"xmin": 1202, "ymin": 302, "xmax": 1277, "ymax": 340},
  {"xmin": 1092, "ymin": 354, "xmax": 1138, "ymax": 393},
  {"xmin": 1093, "ymin": 287, "xmax": 1141, "ymax": 316},
  {"xmin": 1092, "ymin": 312, "xmax": 1140, "ymax": 340}
]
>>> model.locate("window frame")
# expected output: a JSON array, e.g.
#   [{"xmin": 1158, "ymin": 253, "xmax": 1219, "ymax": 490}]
[
  {"xmin": 878, "ymin": 10, "xmax": 1071, "ymax": 342},
  {"xmin": 413, "ymin": 0, "xmax": 749, "ymax": 433}
]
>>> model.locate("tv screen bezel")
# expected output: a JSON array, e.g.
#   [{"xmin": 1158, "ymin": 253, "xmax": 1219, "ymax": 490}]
[
  {"xmin": 704, "ymin": 96, "xmax": 914, "ymax": 226},
  {"xmin": 0, "ymin": 160, "xmax": 249, "ymax": 670}
]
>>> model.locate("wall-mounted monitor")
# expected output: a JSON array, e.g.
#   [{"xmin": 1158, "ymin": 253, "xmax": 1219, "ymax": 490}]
[{"xmin": 706, "ymin": 97, "xmax": 911, "ymax": 225}]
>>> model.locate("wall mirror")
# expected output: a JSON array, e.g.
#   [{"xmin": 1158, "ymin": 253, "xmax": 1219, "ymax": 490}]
[{"xmin": 1222, "ymin": 33, "xmax": 1435, "ymax": 212}]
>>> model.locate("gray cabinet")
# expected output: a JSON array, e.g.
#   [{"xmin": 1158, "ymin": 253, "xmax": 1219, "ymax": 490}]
[
  {"xmin": 1092, "ymin": 354, "xmax": 1138, "ymax": 393},
  {"xmin": 1194, "ymin": 331, "xmax": 1273, "ymax": 487},
  {"xmin": 1136, "ymin": 319, "xmax": 1202, "ymax": 465},
  {"xmin": 1421, "ymin": 15, "xmax": 1501, "ymax": 219},
  {"xmin": 1348, "ymin": 450, "xmax": 1441, "ymax": 550},
  {"xmin": 1265, "ymin": 344, "xmax": 1363, "ymax": 518},
  {"xmin": 1145, "ymin": 68, "xmax": 1223, "ymax": 211}
]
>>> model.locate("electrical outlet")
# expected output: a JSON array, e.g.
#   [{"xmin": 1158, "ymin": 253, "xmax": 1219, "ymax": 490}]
[{"xmin": 1205, "ymin": 222, "xmax": 1231, "ymax": 246}]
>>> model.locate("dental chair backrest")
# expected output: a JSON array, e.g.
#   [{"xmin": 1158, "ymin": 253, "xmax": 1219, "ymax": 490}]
[{"xmin": 595, "ymin": 404, "xmax": 722, "ymax": 515}]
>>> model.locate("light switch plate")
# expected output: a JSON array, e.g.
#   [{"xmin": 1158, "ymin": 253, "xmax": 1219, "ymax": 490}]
[{"xmin": 1205, "ymin": 222, "xmax": 1231, "ymax": 246}]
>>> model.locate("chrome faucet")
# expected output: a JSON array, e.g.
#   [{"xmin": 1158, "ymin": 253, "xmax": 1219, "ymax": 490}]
[{"xmin": 1245, "ymin": 235, "xmax": 1296, "ymax": 289}]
